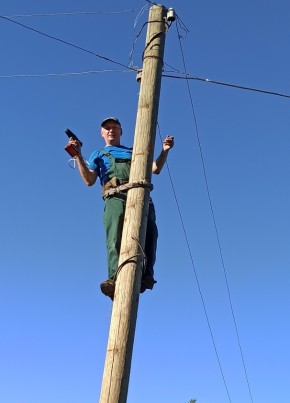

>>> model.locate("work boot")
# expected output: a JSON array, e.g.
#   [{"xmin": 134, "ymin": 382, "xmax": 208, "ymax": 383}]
[
  {"xmin": 100, "ymin": 279, "xmax": 115, "ymax": 300},
  {"xmin": 140, "ymin": 275, "xmax": 157, "ymax": 293}
]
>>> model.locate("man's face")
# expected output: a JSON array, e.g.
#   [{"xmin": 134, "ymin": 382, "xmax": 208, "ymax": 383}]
[{"xmin": 101, "ymin": 121, "xmax": 122, "ymax": 146}]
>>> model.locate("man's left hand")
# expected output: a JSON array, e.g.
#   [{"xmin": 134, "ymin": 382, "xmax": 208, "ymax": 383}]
[{"xmin": 163, "ymin": 135, "xmax": 174, "ymax": 152}]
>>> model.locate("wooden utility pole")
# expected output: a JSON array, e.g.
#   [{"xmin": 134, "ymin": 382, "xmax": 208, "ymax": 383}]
[{"xmin": 99, "ymin": 4, "xmax": 169, "ymax": 403}]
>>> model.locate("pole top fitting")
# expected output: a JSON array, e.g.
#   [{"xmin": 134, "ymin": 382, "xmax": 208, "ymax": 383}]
[{"xmin": 166, "ymin": 7, "xmax": 176, "ymax": 22}]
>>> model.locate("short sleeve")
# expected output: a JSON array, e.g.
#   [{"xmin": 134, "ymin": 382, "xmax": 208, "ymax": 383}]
[{"xmin": 88, "ymin": 151, "xmax": 99, "ymax": 171}]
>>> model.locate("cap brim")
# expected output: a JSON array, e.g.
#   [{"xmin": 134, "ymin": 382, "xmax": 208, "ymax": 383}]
[{"xmin": 101, "ymin": 117, "xmax": 121, "ymax": 127}]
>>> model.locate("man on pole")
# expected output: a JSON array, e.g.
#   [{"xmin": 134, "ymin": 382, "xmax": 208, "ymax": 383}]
[{"xmin": 68, "ymin": 117, "xmax": 174, "ymax": 300}]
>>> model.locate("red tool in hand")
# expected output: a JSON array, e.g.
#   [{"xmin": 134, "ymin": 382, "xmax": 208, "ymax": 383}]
[{"xmin": 64, "ymin": 128, "xmax": 83, "ymax": 157}]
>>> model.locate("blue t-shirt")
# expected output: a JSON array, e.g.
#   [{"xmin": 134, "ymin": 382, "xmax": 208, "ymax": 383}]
[{"xmin": 88, "ymin": 145, "xmax": 133, "ymax": 185}]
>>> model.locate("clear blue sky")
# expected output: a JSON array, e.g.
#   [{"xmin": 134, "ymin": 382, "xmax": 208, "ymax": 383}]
[{"xmin": 1, "ymin": 1, "xmax": 290, "ymax": 402}]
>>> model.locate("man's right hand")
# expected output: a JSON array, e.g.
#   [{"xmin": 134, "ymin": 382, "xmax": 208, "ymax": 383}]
[{"xmin": 69, "ymin": 137, "xmax": 82, "ymax": 155}]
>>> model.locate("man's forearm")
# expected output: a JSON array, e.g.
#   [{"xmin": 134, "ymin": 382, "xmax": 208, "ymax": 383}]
[
  {"xmin": 152, "ymin": 149, "xmax": 169, "ymax": 174},
  {"xmin": 75, "ymin": 154, "xmax": 97, "ymax": 186}
]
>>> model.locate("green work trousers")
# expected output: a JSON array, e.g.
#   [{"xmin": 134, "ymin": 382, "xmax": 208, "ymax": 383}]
[{"xmin": 103, "ymin": 194, "xmax": 158, "ymax": 279}]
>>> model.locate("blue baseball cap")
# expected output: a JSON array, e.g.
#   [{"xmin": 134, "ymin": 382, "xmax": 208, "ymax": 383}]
[{"xmin": 101, "ymin": 117, "xmax": 121, "ymax": 127}]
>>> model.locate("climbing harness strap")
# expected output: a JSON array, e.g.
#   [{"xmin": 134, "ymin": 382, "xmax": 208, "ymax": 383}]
[
  {"xmin": 99, "ymin": 148, "xmax": 153, "ymax": 198},
  {"xmin": 103, "ymin": 180, "xmax": 153, "ymax": 199}
]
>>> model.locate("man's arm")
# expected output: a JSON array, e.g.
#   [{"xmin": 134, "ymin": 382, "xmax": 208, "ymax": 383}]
[
  {"xmin": 152, "ymin": 135, "xmax": 174, "ymax": 174},
  {"xmin": 69, "ymin": 138, "xmax": 97, "ymax": 186}
]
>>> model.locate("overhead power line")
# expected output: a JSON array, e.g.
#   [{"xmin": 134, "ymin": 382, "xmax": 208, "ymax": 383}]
[
  {"xmin": 144, "ymin": 0, "xmax": 159, "ymax": 5},
  {"xmin": 174, "ymin": 20, "xmax": 232, "ymax": 403},
  {"xmin": 1, "ymin": 14, "xmax": 289, "ymax": 103},
  {"xmin": 157, "ymin": 124, "xmax": 233, "ymax": 403},
  {"xmin": 0, "ymin": 15, "xmax": 135, "ymax": 71},
  {"xmin": 0, "ymin": 70, "xmax": 131, "ymax": 79},
  {"xmin": 2, "ymin": 10, "xmax": 135, "ymax": 18},
  {"xmin": 162, "ymin": 73, "xmax": 290, "ymax": 99},
  {"xmin": 175, "ymin": 17, "xmax": 254, "ymax": 403}
]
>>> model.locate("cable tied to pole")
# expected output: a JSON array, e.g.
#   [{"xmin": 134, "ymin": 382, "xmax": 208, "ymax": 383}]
[
  {"xmin": 113, "ymin": 236, "xmax": 147, "ymax": 282},
  {"xmin": 142, "ymin": 28, "xmax": 167, "ymax": 63},
  {"xmin": 103, "ymin": 180, "xmax": 153, "ymax": 198}
]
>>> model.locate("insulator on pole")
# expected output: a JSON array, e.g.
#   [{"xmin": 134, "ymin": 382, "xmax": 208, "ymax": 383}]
[{"xmin": 166, "ymin": 7, "xmax": 176, "ymax": 22}]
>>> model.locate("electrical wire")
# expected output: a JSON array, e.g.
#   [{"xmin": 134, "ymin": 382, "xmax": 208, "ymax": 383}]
[
  {"xmin": 2, "ymin": 13, "xmax": 289, "ymax": 103},
  {"xmin": 128, "ymin": 8, "xmax": 175, "ymax": 68},
  {"xmin": 176, "ymin": 16, "xmax": 254, "ymax": 403},
  {"xmin": 162, "ymin": 73, "xmax": 290, "ymax": 99},
  {"xmin": 0, "ymin": 69, "xmax": 131, "ymax": 79},
  {"xmin": 2, "ymin": 62, "xmax": 290, "ymax": 103},
  {"xmin": 2, "ymin": 10, "xmax": 136, "ymax": 18},
  {"xmin": 133, "ymin": 4, "xmax": 148, "ymax": 29},
  {"xmin": 144, "ymin": 0, "xmax": 159, "ymax": 6},
  {"xmin": 156, "ymin": 126, "xmax": 232, "ymax": 403},
  {"xmin": 0, "ymin": 15, "xmax": 137, "ymax": 72},
  {"xmin": 174, "ymin": 12, "xmax": 190, "ymax": 36},
  {"xmin": 167, "ymin": 37, "xmax": 234, "ymax": 402},
  {"xmin": 128, "ymin": 19, "xmax": 149, "ymax": 68}
]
